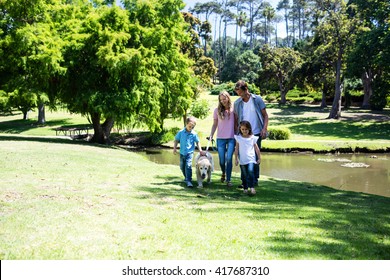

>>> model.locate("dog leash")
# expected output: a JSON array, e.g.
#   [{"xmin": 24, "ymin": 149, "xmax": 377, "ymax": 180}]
[{"xmin": 205, "ymin": 137, "xmax": 215, "ymax": 151}]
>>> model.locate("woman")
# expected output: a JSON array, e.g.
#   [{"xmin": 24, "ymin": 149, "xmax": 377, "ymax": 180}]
[{"xmin": 209, "ymin": 91, "xmax": 236, "ymax": 187}]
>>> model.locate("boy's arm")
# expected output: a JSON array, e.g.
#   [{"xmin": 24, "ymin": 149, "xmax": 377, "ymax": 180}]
[
  {"xmin": 197, "ymin": 142, "xmax": 206, "ymax": 156},
  {"xmin": 254, "ymin": 143, "xmax": 261, "ymax": 164},
  {"xmin": 173, "ymin": 140, "xmax": 178, "ymax": 154}
]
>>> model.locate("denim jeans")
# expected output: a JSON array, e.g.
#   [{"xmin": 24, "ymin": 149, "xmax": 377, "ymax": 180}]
[
  {"xmin": 240, "ymin": 163, "xmax": 256, "ymax": 189},
  {"xmin": 216, "ymin": 138, "xmax": 235, "ymax": 182},
  {"xmin": 180, "ymin": 153, "xmax": 193, "ymax": 182},
  {"xmin": 240, "ymin": 135, "xmax": 262, "ymax": 185}
]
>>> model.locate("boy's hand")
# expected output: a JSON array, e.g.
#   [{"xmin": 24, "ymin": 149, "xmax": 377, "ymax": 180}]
[
  {"xmin": 199, "ymin": 150, "xmax": 207, "ymax": 156},
  {"xmin": 235, "ymin": 158, "xmax": 239, "ymax": 166}
]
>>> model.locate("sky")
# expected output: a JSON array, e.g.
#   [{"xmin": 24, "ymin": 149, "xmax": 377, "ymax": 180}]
[
  {"xmin": 183, "ymin": 0, "xmax": 286, "ymax": 39},
  {"xmin": 115, "ymin": 0, "xmax": 286, "ymax": 38}
]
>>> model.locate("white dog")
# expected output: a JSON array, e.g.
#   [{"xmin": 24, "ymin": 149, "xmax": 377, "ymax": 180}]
[{"xmin": 195, "ymin": 152, "xmax": 214, "ymax": 188}]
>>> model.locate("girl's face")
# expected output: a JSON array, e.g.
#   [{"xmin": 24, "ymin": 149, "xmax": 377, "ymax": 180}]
[
  {"xmin": 240, "ymin": 125, "xmax": 250, "ymax": 137},
  {"xmin": 219, "ymin": 95, "xmax": 229, "ymax": 108}
]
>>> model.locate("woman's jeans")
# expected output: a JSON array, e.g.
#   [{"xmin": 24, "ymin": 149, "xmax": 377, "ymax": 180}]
[
  {"xmin": 240, "ymin": 163, "xmax": 255, "ymax": 189},
  {"xmin": 180, "ymin": 153, "xmax": 193, "ymax": 182},
  {"xmin": 217, "ymin": 138, "xmax": 235, "ymax": 182}
]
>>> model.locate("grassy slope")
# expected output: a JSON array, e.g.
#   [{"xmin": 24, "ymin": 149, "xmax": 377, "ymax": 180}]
[{"xmin": 1, "ymin": 140, "xmax": 389, "ymax": 260}]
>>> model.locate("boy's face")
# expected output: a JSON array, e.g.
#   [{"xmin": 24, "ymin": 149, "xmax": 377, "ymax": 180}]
[{"xmin": 186, "ymin": 122, "xmax": 196, "ymax": 132}]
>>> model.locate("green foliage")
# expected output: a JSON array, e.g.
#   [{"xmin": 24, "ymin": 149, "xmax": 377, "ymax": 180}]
[
  {"xmin": 220, "ymin": 49, "xmax": 262, "ymax": 84},
  {"xmin": 371, "ymin": 79, "xmax": 390, "ymax": 110},
  {"xmin": 267, "ymin": 127, "xmax": 291, "ymax": 140},
  {"xmin": 210, "ymin": 82, "xmax": 260, "ymax": 96},
  {"xmin": 149, "ymin": 127, "xmax": 180, "ymax": 145},
  {"xmin": 189, "ymin": 99, "xmax": 210, "ymax": 120},
  {"xmin": 210, "ymin": 82, "xmax": 235, "ymax": 95}
]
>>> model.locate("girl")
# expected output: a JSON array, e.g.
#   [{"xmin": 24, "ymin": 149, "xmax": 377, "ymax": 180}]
[
  {"xmin": 234, "ymin": 121, "xmax": 261, "ymax": 195},
  {"xmin": 209, "ymin": 91, "xmax": 236, "ymax": 187}
]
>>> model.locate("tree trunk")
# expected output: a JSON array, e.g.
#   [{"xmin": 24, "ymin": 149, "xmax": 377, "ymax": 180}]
[
  {"xmin": 90, "ymin": 112, "xmax": 115, "ymax": 144},
  {"xmin": 361, "ymin": 70, "xmax": 373, "ymax": 109},
  {"xmin": 37, "ymin": 102, "xmax": 45, "ymax": 124},
  {"xmin": 328, "ymin": 54, "xmax": 343, "ymax": 119},
  {"xmin": 278, "ymin": 71, "xmax": 287, "ymax": 104}
]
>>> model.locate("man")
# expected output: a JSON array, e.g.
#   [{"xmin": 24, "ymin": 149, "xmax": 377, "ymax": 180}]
[{"xmin": 233, "ymin": 80, "xmax": 269, "ymax": 186}]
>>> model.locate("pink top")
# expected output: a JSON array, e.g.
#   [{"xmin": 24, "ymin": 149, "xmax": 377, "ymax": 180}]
[{"xmin": 213, "ymin": 108, "xmax": 235, "ymax": 139}]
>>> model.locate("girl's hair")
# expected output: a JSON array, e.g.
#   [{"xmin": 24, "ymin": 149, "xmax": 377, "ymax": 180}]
[
  {"xmin": 217, "ymin": 91, "xmax": 232, "ymax": 120},
  {"xmin": 235, "ymin": 80, "xmax": 248, "ymax": 91},
  {"xmin": 239, "ymin": 120, "xmax": 253, "ymax": 135}
]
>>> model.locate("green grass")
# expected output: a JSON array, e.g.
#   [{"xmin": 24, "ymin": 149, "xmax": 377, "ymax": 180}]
[
  {"xmin": 1, "ymin": 139, "xmax": 389, "ymax": 259},
  {"xmin": 1, "ymin": 95, "xmax": 390, "ymax": 259}
]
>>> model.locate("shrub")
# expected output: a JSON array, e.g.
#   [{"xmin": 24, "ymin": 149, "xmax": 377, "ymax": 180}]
[
  {"xmin": 267, "ymin": 127, "xmax": 291, "ymax": 140},
  {"xmin": 189, "ymin": 99, "xmax": 210, "ymax": 120},
  {"xmin": 150, "ymin": 127, "xmax": 180, "ymax": 145}
]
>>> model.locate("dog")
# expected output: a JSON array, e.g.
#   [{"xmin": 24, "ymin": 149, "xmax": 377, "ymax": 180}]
[{"xmin": 195, "ymin": 152, "xmax": 214, "ymax": 188}]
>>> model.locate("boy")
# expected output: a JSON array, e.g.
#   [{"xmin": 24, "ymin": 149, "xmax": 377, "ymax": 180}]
[{"xmin": 173, "ymin": 116, "xmax": 205, "ymax": 187}]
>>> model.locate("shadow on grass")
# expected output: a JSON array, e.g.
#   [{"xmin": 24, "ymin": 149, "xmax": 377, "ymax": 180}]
[
  {"xmin": 146, "ymin": 175, "xmax": 390, "ymax": 259},
  {"xmin": 0, "ymin": 118, "xmax": 80, "ymax": 134}
]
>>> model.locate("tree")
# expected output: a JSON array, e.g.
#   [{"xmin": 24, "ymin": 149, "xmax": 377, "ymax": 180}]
[
  {"xmin": 258, "ymin": 45, "xmax": 302, "ymax": 104},
  {"xmin": 58, "ymin": 0, "xmax": 195, "ymax": 143},
  {"xmin": 347, "ymin": 0, "xmax": 390, "ymax": 109},
  {"xmin": 313, "ymin": 0, "xmax": 360, "ymax": 119},
  {"xmin": 0, "ymin": 0, "xmax": 65, "ymax": 123},
  {"xmin": 277, "ymin": 0, "xmax": 291, "ymax": 46}
]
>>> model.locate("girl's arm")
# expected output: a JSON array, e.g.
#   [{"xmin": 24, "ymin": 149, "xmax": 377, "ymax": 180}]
[
  {"xmin": 209, "ymin": 118, "xmax": 218, "ymax": 140},
  {"xmin": 234, "ymin": 141, "xmax": 240, "ymax": 166},
  {"xmin": 254, "ymin": 143, "xmax": 261, "ymax": 164}
]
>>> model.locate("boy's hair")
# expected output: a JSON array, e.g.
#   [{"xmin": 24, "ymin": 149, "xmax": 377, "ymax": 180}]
[
  {"xmin": 186, "ymin": 116, "xmax": 197, "ymax": 125},
  {"xmin": 239, "ymin": 120, "xmax": 253, "ymax": 135}
]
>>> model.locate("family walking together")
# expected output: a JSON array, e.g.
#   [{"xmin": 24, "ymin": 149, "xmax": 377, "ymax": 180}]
[{"xmin": 174, "ymin": 80, "xmax": 269, "ymax": 194}]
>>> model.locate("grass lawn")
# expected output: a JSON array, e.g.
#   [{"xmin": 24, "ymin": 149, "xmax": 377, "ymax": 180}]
[
  {"xmin": 0, "ymin": 139, "xmax": 389, "ymax": 259},
  {"xmin": 1, "ymin": 94, "xmax": 390, "ymax": 259}
]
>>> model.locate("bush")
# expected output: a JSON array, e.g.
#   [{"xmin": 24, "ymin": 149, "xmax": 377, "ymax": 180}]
[
  {"xmin": 189, "ymin": 99, "xmax": 210, "ymax": 120},
  {"xmin": 150, "ymin": 127, "xmax": 180, "ymax": 145},
  {"xmin": 268, "ymin": 127, "xmax": 291, "ymax": 140}
]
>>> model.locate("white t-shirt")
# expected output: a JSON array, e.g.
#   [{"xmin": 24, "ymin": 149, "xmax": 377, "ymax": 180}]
[
  {"xmin": 242, "ymin": 96, "xmax": 261, "ymax": 135},
  {"xmin": 234, "ymin": 135, "xmax": 259, "ymax": 165}
]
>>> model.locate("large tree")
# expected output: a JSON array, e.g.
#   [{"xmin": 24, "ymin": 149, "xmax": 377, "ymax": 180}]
[
  {"xmin": 313, "ymin": 0, "xmax": 360, "ymax": 119},
  {"xmin": 58, "ymin": 0, "xmax": 194, "ymax": 144},
  {"xmin": 259, "ymin": 45, "xmax": 302, "ymax": 104},
  {"xmin": 0, "ymin": 0, "xmax": 65, "ymax": 123},
  {"xmin": 347, "ymin": 0, "xmax": 390, "ymax": 110}
]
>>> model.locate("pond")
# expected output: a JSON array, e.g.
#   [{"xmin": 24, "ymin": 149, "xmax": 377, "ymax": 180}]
[{"xmin": 136, "ymin": 148, "xmax": 390, "ymax": 198}]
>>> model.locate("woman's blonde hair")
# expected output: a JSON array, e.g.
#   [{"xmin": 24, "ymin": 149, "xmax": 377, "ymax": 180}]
[{"xmin": 217, "ymin": 91, "xmax": 232, "ymax": 120}]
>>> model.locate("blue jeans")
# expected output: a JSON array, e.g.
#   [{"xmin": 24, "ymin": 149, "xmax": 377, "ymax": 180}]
[
  {"xmin": 217, "ymin": 138, "xmax": 235, "ymax": 182},
  {"xmin": 180, "ymin": 153, "xmax": 193, "ymax": 182},
  {"xmin": 240, "ymin": 163, "xmax": 256, "ymax": 189}
]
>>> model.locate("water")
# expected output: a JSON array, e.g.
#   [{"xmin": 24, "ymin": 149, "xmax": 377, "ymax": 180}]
[{"xmin": 137, "ymin": 148, "xmax": 390, "ymax": 198}]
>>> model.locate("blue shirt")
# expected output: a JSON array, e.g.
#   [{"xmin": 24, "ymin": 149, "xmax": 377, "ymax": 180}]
[{"xmin": 175, "ymin": 127, "xmax": 199, "ymax": 155}]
